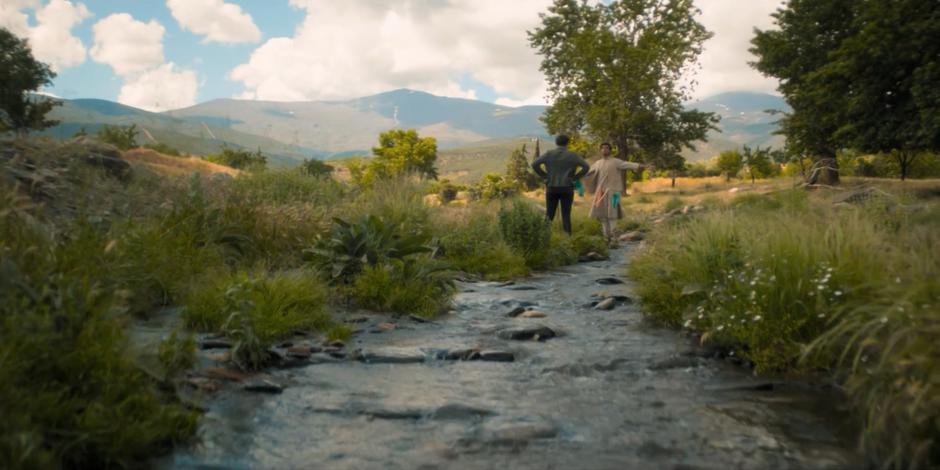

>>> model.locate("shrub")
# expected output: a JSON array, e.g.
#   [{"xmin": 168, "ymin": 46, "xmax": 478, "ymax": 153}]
[
  {"xmin": 205, "ymin": 147, "xmax": 267, "ymax": 172},
  {"xmin": 304, "ymin": 214, "xmax": 433, "ymax": 285},
  {"xmin": 469, "ymin": 173, "xmax": 517, "ymax": 201},
  {"xmin": 437, "ymin": 205, "xmax": 530, "ymax": 280},
  {"xmin": 628, "ymin": 189, "xmax": 940, "ymax": 467},
  {"xmin": 183, "ymin": 269, "xmax": 332, "ymax": 364},
  {"xmin": 299, "ymin": 158, "xmax": 334, "ymax": 177},
  {"xmin": 498, "ymin": 200, "xmax": 551, "ymax": 268},
  {"xmin": 349, "ymin": 257, "xmax": 456, "ymax": 318},
  {"xmin": 664, "ymin": 196, "xmax": 685, "ymax": 212},
  {"xmin": 144, "ymin": 142, "xmax": 181, "ymax": 156},
  {"xmin": 0, "ymin": 189, "xmax": 196, "ymax": 469},
  {"xmin": 95, "ymin": 124, "xmax": 138, "ymax": 150}
]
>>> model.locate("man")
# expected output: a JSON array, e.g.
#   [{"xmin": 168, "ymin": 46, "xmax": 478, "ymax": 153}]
[
  {"xmin": 582, "ymin": 142, "xmax": 653, "ymax": 245},
  {"xmin": 531, "ymin": 134, "xmax": 590, "ymax": 234}
]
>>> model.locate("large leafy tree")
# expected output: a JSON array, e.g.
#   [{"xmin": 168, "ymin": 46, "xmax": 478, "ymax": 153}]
[
  {"xmin": 751, "ymin": 0, "xmax": 940, "ymax": 183},
  {"xmin": 0, "ymin": 27, "xmax": 60, "ymax": 133},
  {"xmin": 349, "ymin": 129, "xmax": 438, "ymax": 188},
  {"xmin": 818, "ymin": 0, "xmax": 940, "ymax": 180},
  {"xmin": 529, "ymin": 0, "xmax": 717, "ymax": 166}
]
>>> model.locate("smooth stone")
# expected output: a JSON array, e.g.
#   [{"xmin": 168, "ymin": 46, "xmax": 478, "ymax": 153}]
[
  {"xmin": 408, "ymin": 314, "xmax": 433, "ymax": 323},
  {"xmin": 287, "ymin": 345, "xmax": 319, "ymax": 358},
  {"xmin": 595, "ymin": 277, "xmax": 625, "ymax": 285},
  {"xmin": 497, "ymin": 326, "xmax": 557, "ymax": 341},
  {"xmin": 506, "ymin": 306, "xmax": 527, "ymax": 317},
  {"xmin": 359, "ymin": 347, "xmax": 426, "ymax": 364},
  {"xmin": 594, "ymin": 298, "xmax": 616, "ymax": 310},
  {"xmin": 431, "ymin": 404, "xmax": 495, "ymax": 420},
  {"xmin": 484, "ymin": 421, "xmax": 559, "ymax": 445},
  {"xmin": 198, "ymin": 366, "xmax": 248, "ymax": 382},
  {"xmin": 648, "ymin": 356, "xmax": 701, "ymax": 371},
  {"xmin": 242, "ymin": 378, "xmax": 284, "ymax": 394},
  {"xmin": 619, "ymin": 230, "xmax": 646, "ymax": 242},
  {"xmin": 579, "ymin": 251, "xmax": 609, "ymax": 262},
  {"xmin": 519, "ymin": 310, "xmax": 547, "ymax": 318},
  {"xmin": 478, "ymin": 350, "xmax": 515, "ymax": 362},
  {"xmin": 498, "ymin": 299, "xmax": 537, "ymax": 308},
  {"xmin": 506, "ymin": 285, "xmax": 538, "ymax": 291}
]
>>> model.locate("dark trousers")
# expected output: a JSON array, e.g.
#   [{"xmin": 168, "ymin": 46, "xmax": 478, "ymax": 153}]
[{"xmin": 545, "ymin": 187, "xmax": 574, "ymax": 234}]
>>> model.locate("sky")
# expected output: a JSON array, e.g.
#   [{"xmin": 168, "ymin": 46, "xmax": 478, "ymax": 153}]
[{"xmin": 1, "ymin": 0, "xmax": 784, "ymax": 112}]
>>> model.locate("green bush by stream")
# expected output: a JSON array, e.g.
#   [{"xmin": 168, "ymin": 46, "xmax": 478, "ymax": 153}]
[{"xmin": 628, "ymin": 189, "xmax": 940, "ymax": 467}]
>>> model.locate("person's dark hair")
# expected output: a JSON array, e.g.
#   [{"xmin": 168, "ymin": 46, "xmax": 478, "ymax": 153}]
[
  {"xmin": 599, "ymin": 142, "xmax": 612, "ymax": 149},
  {"xmin": 555, "ymin": 134, "xmax": 570, "ymax": 146}
]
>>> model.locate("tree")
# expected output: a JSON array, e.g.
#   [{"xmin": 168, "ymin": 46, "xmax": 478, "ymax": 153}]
[
  {"xmin": 529, "ymin": 0, "xmax": 717, "ymax": 167},
  {"xmin": 299, "ymin": 158, "xmax": 334, "ymax": 178},
  {"xmin": 815, "ymin": 0, "xmax": 940, "ymax": 181},
  {"xmin": 505, "ymin": 143, "xmax": 541, "ymax": 191},
  {"xmin": 349, "ymin": 129, "xmax": 438, "ymax": 188},
  {"xmin": 750, "ymin": 0, "xmax": 858, "ymax": 185},
  {"xmin": 742, "ymin": 145, "xmax": 775, "ymax": 184},
  {"xmin": 717, "ymin": 150, "xmax": 743, "ymax": 182},
  {"xmin": 0, "ymin": 27, "xmax": 60, "ymax": 133},
  {"xmin": 206, "ymin": 146, "xmax": 267, "ymax": 171},
  {"xmin": 96, "ymin": 124, "xmax": 139, "ymax": 150}
]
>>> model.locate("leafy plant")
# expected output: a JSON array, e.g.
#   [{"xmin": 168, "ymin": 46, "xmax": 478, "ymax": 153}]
[
  {"xmin": 304, "ymin": 214, "xmax": 433, "ymax": 284},
  {"xmin": 498, "ymin": 200, "xmax": 551, "ymax": 268},
  {"xmin": 96, "ymin": 124, "xmax": 139, "ymax": 151},
  {"xmin": 350, "ymin": 257, "xmax": 456, "ymax": 318}
]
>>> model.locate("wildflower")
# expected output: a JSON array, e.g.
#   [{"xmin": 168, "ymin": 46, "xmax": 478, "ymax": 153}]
[
  {"xmin": 698, "ymin": 313, "xmax": 704, "ymax": 319},
  {"xmin": 817, "ymin": 285, "xmax": 825, "ymax": 291},
  {"xmin": 717, "ymin": 325, "xmax": 725, "ymax": 331},
  {"xmin": 834, "ymin": 290, "xmax": 843, "ymax": 296},
  {"xmin": 753, "ymin": 315, "xmax": 762, "ymax": 321},
  {"xmin": 880, "ymin": 316, "xmax": 888, "ymax": 324},
  {"xmin": 749, "ymin": 280, "xmax": 756, "ymax": 286},
  {"xmin": 817, "ymin": 313, "xmax": 825, "ymax": 319},
  {"xmin": 750, "ymin": 291, "xmax": 756, "ymax": 300},
  {"xmin": 683, "ymin": 319, "xmax": 692, "ymax": 328},
  {"xmin": 895, "ymin": 277, "xmax": 901, "ymax": 284},
  {"xmin": 770, "ymin": 275, "xmax": 776, "ymax": 282}
]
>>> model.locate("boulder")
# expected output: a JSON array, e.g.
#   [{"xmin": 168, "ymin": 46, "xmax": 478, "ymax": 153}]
[
  {"xmin": 242, "ymin": 378, "xmax": 284, "ymax": 394},
  {"xmin": 519, "ymin": 310, "xmax": 547, "ymax": 318},
  {"xmin": 619, "ymin": 231, "xmax": 646, "ymax": 242},
  {"xmin": 595, "ymin": 277, "xmax": 625, "ymax": 285},
  {"xmin": 594, "ymin": 298, "xmax": 616, "ymax": 310},
  {"xmin": 358, "ymin": 347, "xmax": 426, "ymax": 364},
  {"xmin": 506, "ymin": 306, "xmax": 527, "ymax": 317}
]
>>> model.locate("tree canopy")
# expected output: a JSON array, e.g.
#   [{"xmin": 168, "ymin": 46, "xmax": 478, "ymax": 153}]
[
  {"xmin": 529, "ymin": 0, "xmax": 717, "ymax": 166},
  {"xmin": 349, "ymin": 129, "xmax": 438, "ymax": 188},
  {"xmin": 751, "ymin": 0, "xmax": 940, "ymax": 181},
  {"xmin": 0, "ymin": 27, "xmax": 60, "ymax": 133}
]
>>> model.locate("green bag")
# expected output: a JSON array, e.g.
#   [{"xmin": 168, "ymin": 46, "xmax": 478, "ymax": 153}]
[{"xmin": 574, "ymin": 179, "xmax": 584, "ymax": 197}]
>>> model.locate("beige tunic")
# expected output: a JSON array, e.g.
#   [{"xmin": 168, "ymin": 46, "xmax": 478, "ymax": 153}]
[{"xmin": 582, "ymin": 157, "xmax": 642, "ymax": 220}]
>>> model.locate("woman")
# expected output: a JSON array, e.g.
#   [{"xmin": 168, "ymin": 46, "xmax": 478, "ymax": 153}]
[{"xmin": 582, "ymin": 142, "xmax": 652, "ymax": 245}]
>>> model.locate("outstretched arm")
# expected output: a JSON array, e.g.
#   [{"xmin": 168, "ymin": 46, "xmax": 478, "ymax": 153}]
[
  {"xmin": 573, "ymin": 157, "xmax": 590, "ymax": 179},
  {"xmin": 616, "ymin": 159, "xmax": 643, "ymax": 171}
]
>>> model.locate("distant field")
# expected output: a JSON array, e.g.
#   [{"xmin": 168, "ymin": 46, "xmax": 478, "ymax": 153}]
[{"xmin": 436, "ymin": 137, "xmax": 552, "ymax": 183}]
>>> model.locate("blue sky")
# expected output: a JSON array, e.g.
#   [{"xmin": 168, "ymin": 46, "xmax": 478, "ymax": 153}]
[{"xmin": 2, "ymin": 0, "xmax": 781, "ymax": 111}]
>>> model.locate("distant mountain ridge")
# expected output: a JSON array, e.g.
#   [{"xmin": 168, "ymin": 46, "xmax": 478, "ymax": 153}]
[{"xmin": 44, "ymin": 89, "xmax": 788, "ymax": 166}]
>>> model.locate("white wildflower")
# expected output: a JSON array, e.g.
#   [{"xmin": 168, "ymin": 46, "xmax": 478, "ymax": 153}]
[
  {"xmin": 717, "ymin": 325, "xmax": 725, "ymax": 331},
  {"xmin": 834, "ymin": 290, "xmax": 843, "ymax": 296},
  {"xmin": 753, "ymin": 315, "xmax": 762, "ymax": 321},
  {"xmin": 880, "ymin": 316, "xmax": 888, "ymax": 324}
]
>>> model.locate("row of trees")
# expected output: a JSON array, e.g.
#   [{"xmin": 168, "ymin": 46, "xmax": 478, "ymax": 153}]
[{"xmin": 750, "ymin": 0, "xmax": 940, "ymax": 182}]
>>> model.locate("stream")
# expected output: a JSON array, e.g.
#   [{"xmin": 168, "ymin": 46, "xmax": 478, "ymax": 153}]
[{"xmin": 162, "ymin": 246, "xmax": 860, "ymax": 469}]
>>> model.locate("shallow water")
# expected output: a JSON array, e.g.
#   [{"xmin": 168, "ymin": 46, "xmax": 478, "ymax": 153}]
[{"xmin": 164, "ymin": 247, "xmax": 859, "ymax": 470}]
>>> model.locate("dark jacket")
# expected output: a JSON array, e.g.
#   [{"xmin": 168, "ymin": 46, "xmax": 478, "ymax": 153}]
[
  {"xmin": 532, "ymin": 147, "xmax": 591, "ymax": 188},
  {"xmin": 531, "ymin": 147, "xmax": 590, "ymax": 189}
]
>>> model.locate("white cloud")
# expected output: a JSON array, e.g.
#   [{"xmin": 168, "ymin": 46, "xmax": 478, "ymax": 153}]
[
  {"xmin": 0, "ymin": 0, "xmax": 38, "ymax": 36},
  {"xmin": 166, "ymin": 0, "xmax": 261, "ymax": 44},
  {"xmin": 231, "ymin": 0, "xmax": 551, "ymax": 102},
  {"xmin": 90, "ymin": 13, "xmax": 165, "ymax": 76},
  {"xmin": 28, "ymin": 0, "xmax": 91, "ymax": 70},
  {"xmin": 691, "ymin": 0, "xmax": 782, "ymax": 99},
  {"xmin": 118, "ymin": 62, "xmax": 198, "ymax": 111}
]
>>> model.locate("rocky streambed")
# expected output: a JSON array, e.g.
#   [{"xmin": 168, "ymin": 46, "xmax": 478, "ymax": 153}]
[{"xmin": 160, "ymin": 246, "xmax": 860, "ymax": 469}]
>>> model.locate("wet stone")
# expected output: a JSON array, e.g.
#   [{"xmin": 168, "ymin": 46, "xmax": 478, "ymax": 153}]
[
  {"xmin": 359, "ymin": 347, "xmax": 426, "ymax": 364},
  {"xmin": 498, "ymin": 299, "xmax": 537, "ymax": 308},
  {"xmin": 505, "ymin": 285, "xmax": 538, "ymax": 291},
  {"xmin": 483, "ymin": 419, "xmax": 559, "ymax": 446},
  {"xmin": 519, "ymin": 310, "xmax": 547, "ymax": 318},
  {"xmin": 199, "ymin": 338, "xmax": 233, "ymax": 350},
  {"xmin": 619, "ymin": 231, "xmax": 646, "ymax": 242},
  {"xmin": 198, "ymin": 366, "xmax": 247, "ymax": 382},
  {"xmin": 648, "ymin": 356, "xmax": 701, "ymax": 371},
  {"xmin": 242, "ymin": 378, "xmax": 284, "ymax": 394},
  {"xmin": 594, "ymin": 298, "xmax": 616, "ymax": 310},
  {"xmin": 497, "ymin": 325, "xmax": 557, "ymax": 341},
  {"xmin": 579, "ymin": 251, "xmax": 609, "ymax": 262},
  {"xmin": 408, "ymin": 314, "xmax": 433, "ymax": 323},
  {"xmin": 431, "ymin": 404, "xmax": 495, "ymax": 420},
  {"xmin": 595, "ymin": 277, "xmax": 625, "ymax": 285},
  {"xmin": 506, "ymin": 306, "xmax": 527, "ymax": 317},
  {"xmin": 287, "ymin": 345, "xmax": 319, "ymax": 358},
  {"xmin": 478, "ymin": 350, "xmax": 515, "ymax": 362}
]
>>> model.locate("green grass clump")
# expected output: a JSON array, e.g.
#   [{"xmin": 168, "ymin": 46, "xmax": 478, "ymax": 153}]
[
  {"xmin": 183, "ymin": 268, "xmax": 333, "ymax": 346},
  {"xmin": 498, "ymin": 199, "xmax": 551, "ymax": 268},
  {"xmin": 349, "ymin": 258, "xmax": 456, "ymax": 318},
  {"xmin": 664, "ymin": 196, "xmax": 685, "ymax": 212},
  {"xmin": 629, "ymin": 188, "xmax": 940, "ymax": 467},
  {"xmin": 0, "ymin": 190, "xmax": 196, "ymax": 469},
  {"xmin": 437, "ymin": 204, "xmax": 530, "ymax": 280}
]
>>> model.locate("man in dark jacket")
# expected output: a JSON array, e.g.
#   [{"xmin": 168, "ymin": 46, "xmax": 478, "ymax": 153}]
[{"xmin": 531, "ymin": 134, "xmax": 590, "ymax": 234}]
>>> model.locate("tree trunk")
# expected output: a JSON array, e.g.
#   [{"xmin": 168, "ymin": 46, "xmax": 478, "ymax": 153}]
[
  {"xmin": 670, "ymin": 171, "xmax": 677, "ymax": 188},
  {"xmin": 807, "ymin": 155, "xmax": 840, "ymax": 186}
]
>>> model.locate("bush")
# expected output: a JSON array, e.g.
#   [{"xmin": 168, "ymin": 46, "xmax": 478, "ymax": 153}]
[
  {"xmin": 205, "ymin": 147, "xmax": 267, "ymax": 171},
  {"xmin": 96, "ymin": 124, "xmax": 138, "ymax": 150},
  {"xmin": 498, "ymin": 200, "xmax": 551, "ymax": 268},
  {"xmin": 628, "ymin": 189, "xmax": 940, "ymax": 467},
  {"xmin": 144, "ymin": 142, "xmax": 181, "ymax": 156},
  {"xmin": 183, "ymin": 268, "xmax": 333, "ymax": 368},
  {"xmin": 304, "ymin": 214, "xmax": 433, "ymax": 285},
  {"xmin": 664, "ymin": 196, "xmax": 685, "ymax": 212},
  {"xmin": 469, "ymin": 173, "xmax": 517, "ymax": 201},
  {"xmin": 349, "ymin": 257, "xmax": 456, "ymax": 318},
  {"xmin": 299, "ymin": 158, "xmax": 334, "ymax": 177},
  {"xmin": 0, "ymin": 189, "xmax": 196, "ymax": 469},
  {"xmin": 437, "ymin": 205, "xmax": 530, "ymax": 280}
]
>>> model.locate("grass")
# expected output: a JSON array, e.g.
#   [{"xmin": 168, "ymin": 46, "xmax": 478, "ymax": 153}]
[{"xmin": 628, "ymin": 185, "xmax": 940, "ymax": 467}]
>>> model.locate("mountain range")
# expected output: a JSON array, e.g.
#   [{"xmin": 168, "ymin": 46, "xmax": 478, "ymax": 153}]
[{"xmin": 43, "ymin": 89, "xmax": 789, "ymax": 167}]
